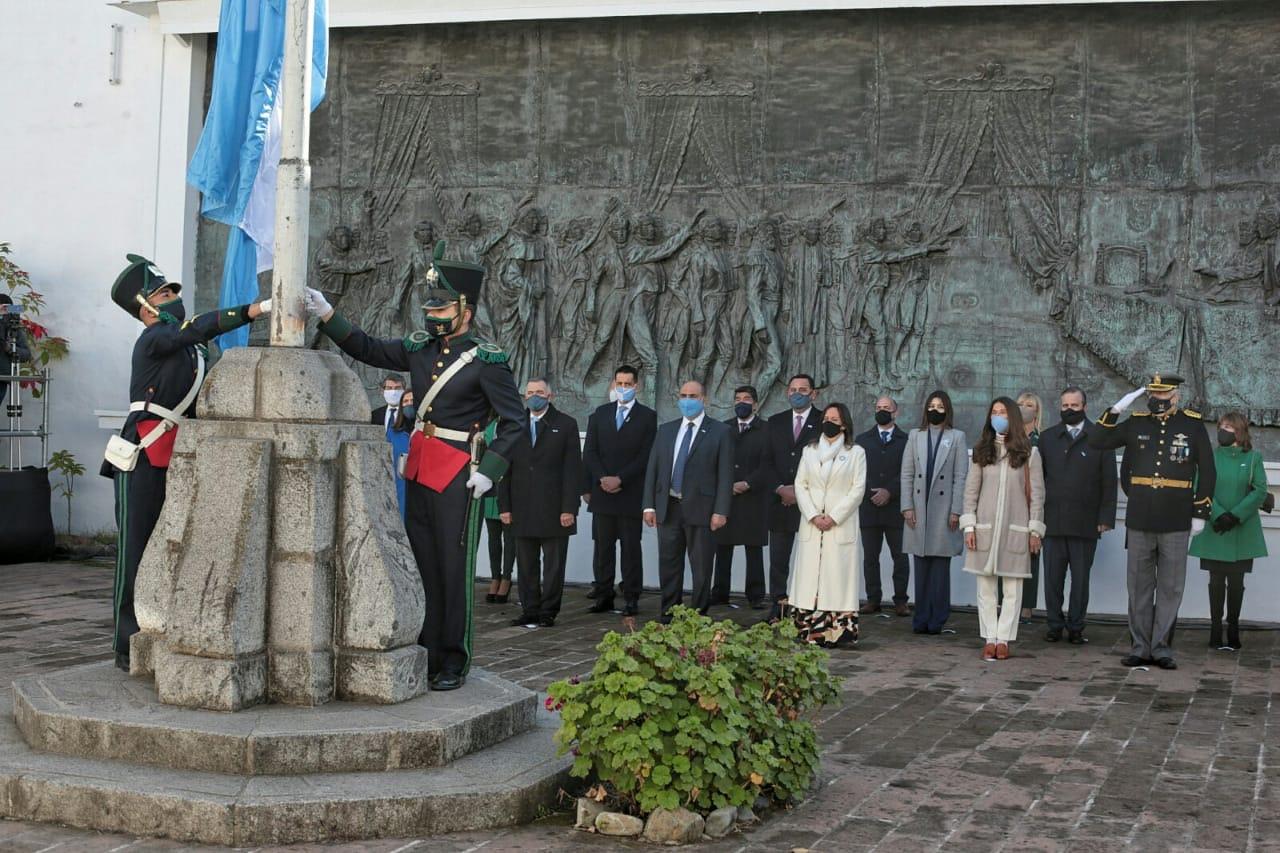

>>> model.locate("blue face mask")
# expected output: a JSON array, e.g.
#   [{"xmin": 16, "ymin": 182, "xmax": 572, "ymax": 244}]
[
  {"xmin": 990, "ymin": 415, "xmax": 1009, "ymax": 434},
  {"xmin": 401, "ymin": 405, "xmax": 416, "ymax": 422},
  {"xmin": 527, "ymin": 394, "xmax": 550, "ymax": 412},
  {"xmin": 616, "ymin": 386, "xmax": 637, "ymax": 404},
  {"xmin": 788, "ymin": 392, "xmax": 811, "ymax": 410},
  {"xmin": 678, "ymin": 398, "xmax": 704, "ymax": 419}
]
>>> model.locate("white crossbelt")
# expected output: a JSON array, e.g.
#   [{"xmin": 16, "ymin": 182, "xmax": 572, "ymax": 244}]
[{"xmin": 411, "ymin": 346, "xmax": 478, "ymax": 443}]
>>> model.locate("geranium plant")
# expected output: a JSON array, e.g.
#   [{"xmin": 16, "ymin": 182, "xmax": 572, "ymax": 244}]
[
  {"xmin": 1, "ymin": 242, "xmax": 70, "ymax": 394},
  {"xmin": 547, "ymin": 607, "xmax": 841, "ymax": 816}
]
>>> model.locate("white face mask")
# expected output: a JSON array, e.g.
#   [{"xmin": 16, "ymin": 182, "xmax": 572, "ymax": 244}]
[
  {"xmin": 383, "ymin": 388, "xmax": 404, "ymax": 406},
  {"xmin": 608, "ymin": 387, "xmax": 619, "ymax": 403}
]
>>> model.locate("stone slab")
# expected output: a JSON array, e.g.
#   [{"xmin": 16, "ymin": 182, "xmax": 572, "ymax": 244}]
[
  {"xmin": 154, "ymin": 647, "xmax": 268, "ymax": 712},
  {"xmin": 13, "ymin": 662, "xmax": 534, "ymax": 776},
  {"xmin": 0, "ymin": 708, "xmax": 570, "ymax": 846},
  {"xmin": 336, "ymin": 645, "xmax": 430, "ymax": 704}
]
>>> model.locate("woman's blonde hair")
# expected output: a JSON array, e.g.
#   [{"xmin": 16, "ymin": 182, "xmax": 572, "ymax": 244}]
[{"xmin": 1016, "ymin": 392, "xmax": 1044, "ymax": 431}]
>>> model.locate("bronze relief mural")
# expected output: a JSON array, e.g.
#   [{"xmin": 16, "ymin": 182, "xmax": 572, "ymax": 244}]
[{"xmin": 197, "ymin": 3, "xmax": 1280, "ymax": 445}]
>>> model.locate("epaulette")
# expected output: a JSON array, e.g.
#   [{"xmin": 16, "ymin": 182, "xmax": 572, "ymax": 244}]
[
  {"xmin": 1132, "ymin": 411, "xmax": 1150, "ymax": 417},
  {"xmin": 403, "ymin": 330, "xmax": 434, "ymax": 353},
  {"xmin": 1183, "ymin": 409, "xmax": 1202, "ymax": 419},
  {"xmin": 474, "ymin": 341, "xmax": 509, "ymax": 364}
]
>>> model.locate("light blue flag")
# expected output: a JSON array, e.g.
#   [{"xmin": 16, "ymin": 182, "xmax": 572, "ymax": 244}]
[{"xmin": 187, "ymin": 0, "xmax": 328, "ymax": 349}]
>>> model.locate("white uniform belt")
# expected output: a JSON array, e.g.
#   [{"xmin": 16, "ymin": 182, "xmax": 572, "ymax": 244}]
[
  {"xmin": 413, "ymin": 422, "xmax": 471, "ymax": 442},
  {"xmin": 128, "ymin": 400, "xmax": 182, "ymax": 423}
]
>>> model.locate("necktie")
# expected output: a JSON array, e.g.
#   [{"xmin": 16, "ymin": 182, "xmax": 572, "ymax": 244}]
[
  {"xmin": 881, "ymin": 431, "xmax": 891, "ymax": 445},
  {"xmin": 793, "ymin": 414, "xmax": 803, "ymax": 442},
  {"xmin": 740, "ymin": 422, "xmax": 747, "ymax": 434},
  {"xmin": 671, "ymin": 423, "xmax": 695, "ymax": 496},
  {"xmin": 530, "ymin": 418, "xmax": 539, "ymax": 447},
  {"xmin": 1069, "ymin": 427, "xmax": 1080, "ymax": 442},
  {"xmin": 616, "ymin": 406, "xmax": 626, "ymax": 431}
]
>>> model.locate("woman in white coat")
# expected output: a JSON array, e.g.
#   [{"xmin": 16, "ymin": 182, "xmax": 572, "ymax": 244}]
[
  {"xmin": 787, "ymin": 403, "xmax": 867, "ymax": 647},
  {"xmin": 960, "ymin": 396, "xmax": 1046, "ymax": 661}
]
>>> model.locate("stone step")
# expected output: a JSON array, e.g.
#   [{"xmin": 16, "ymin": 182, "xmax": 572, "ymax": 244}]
[
  {"xmin": 0, "ymin": 708, "xmax": 571, "ymax": 846},
  {"xmin": 14, "ymin": 662, "xmax": 535, "ymax": 775}
]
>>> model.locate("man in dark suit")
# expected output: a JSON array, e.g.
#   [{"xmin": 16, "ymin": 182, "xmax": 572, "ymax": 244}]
[
  {"xmin": 766, "ymin": 373, "xmax": 822, "ymax": 603},
  {"xmin": 643, "ymin": 380, "xmax": 733, "ymax": 620},
  {"xmin": 370, "ymin": 373, "xmax": 406, "ymax": 427},
  {"xmin": 854, "ymin": 395, "xmax": 911, "ymax": 616},
  {"xmin": 711, "ymin": 385, "xmax": 774, "ymax": 609},
  {"xmin": 582, "ymin": 365, "xmax": 658, "ymax": 616},
  {"xmin": 499, "ymin": 378, "xmax": 583, "ymax": 628},
  {"xmin": 1040, "ymin": 386, "xmax": 1118, "ymax": 644}
]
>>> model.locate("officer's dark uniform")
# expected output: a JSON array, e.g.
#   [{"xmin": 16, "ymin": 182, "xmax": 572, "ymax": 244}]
[
  {"xmin": 316, "ymin": 243, "xmax": 523, "ymax": 689},
  {"xmin": 1089, "ymin": 373, "xmax": 1215, "ymax": 667},
  {"xmin": 109, "ymin": 255, "xmax": 260, "ymax": 667}
]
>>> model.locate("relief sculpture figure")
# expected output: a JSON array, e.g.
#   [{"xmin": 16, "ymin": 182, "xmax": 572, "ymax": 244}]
[
  {"xmin": 671, "ymin": 216, "xmax": 738, "ymax": 393},
  {"xmin": 740, "ymin": 217, "xmax": 785, "ymax": 397},
  {"xmin": 630, "ymin": 210, "xmax": 703, "ymax": 386},
  {"xmin": 494, "ymin": 205, "xmax": 550, "ymax": 383},
  {"xmin": 1194, "ymin": 212, "xmax": 1280, "ymax": 306},
  {"xmin": 551, "ymin": 200, "xmax": 619, "ymax": 391},
  {"xmin": 585, "ymin": 207, "xmax": 632, "ymax": 377}
]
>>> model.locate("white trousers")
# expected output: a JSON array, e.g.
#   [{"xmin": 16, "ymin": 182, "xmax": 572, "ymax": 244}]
[{"xmin": 976, "ymin": 574, "xmax": 1023, "ymax": 643}]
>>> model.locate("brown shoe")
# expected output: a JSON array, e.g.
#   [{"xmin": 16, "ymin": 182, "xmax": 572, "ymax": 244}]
[
  {"xmin": 981, "ymin": 643, "xmax": 997, "ymax": 661},
  {"xmin": 894, "ymin": 602, "xmax": 911, "ymax": 617},
  {"xmin": 858, "ymin": 602, "xmax": 882, "ymax": 615},
  {"xmin": 995, "ymin": 643, "xmax": 1010, "ymax": 660}
]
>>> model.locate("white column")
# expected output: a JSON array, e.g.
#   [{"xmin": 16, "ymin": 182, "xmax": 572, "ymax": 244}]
[{"xmin": 269, "ymin": 0, "xmax": 315, "ymax": 347}]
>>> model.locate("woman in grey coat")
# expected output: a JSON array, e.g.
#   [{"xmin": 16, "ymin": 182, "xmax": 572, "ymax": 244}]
[{"xmin": 901, "ymin": 390, "xmax": 968, "ymax": 634}]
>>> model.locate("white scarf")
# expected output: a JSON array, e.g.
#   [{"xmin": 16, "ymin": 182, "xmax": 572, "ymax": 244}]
[{"xmin": 817, "ymin": 435, "xmax": 843, "ymax": 464}]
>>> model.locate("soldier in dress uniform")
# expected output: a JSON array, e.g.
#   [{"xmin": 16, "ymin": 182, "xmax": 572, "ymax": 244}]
[
  {"xmin": 108, "ymin": 254, "xmax": 270, "ymax": 671},
  {"xmin": 305, "ymin": 241, "xmax": 524, "ymax": 691},
  {"xmin": 1089, "ymin": 373, "xmax": 1215, "ymax": 670}
]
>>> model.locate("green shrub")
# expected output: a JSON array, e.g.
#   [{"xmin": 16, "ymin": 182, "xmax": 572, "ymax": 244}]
[{"xmin": 546, "ymin": 606, "xmax": 841, "ymax": 815}]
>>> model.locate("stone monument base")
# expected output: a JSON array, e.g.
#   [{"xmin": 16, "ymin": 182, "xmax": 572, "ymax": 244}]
[{"xmin": 0, "ymin": 662, "xmax": 571, "ymax": 844}]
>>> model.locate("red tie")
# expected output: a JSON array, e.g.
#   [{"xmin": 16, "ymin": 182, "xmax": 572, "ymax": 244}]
[{"xmin": 793, "ymin": 414, "xmax": 803, "ymax": 441}]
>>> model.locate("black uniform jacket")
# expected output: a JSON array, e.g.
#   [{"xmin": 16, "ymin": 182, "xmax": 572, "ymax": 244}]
[
  {"xmin": 767, "ymin": 407, "xmax": 823, "ymax": 532},
  {"xmin": 715, "ymin": 417, "xmax": 775, "ymax": 547},
  {"xmin": 498, "ymin": 405, "xmax": 583, "ymax": 538},
  {"xmin": 854, "ymin": 425, "xmax": 908, "ymax": 528},
  {"xmin": 1089, "ymin": 407, "xmax": 1215, "ymax": 533},
  {"xmin": 1039, "ymin": 419, "xmax": 1118, "ymax": 539},
  {"xmin": 123, "ymin": 306, "xmax": 254, "ymax": 442},
  {"xmin": 319, "ymin": 313, "xmax": 524, "ymax": 482},
  {"xmin": 582, "ymin": 401, "xmax": 658, "ymax": 517}
]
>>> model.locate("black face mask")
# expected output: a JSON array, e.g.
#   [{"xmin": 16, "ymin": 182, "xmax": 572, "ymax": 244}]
[
  {"xmin": 874, "ymin": 410, "xmax": 893, "ymax": 426},
  {"xmin": 926, "ymin": 409, "xmax": 946, "ymax": 426},
  {"xmin": 1217, "ymin": 429, "xmax": 1237, "ymax": 447},
  {"xmin": 154, "ymin": 298, "xmax": 186, "ymax": 325},
  {"xmin": 424, "ymin": 314, "xmax": 457, "ymax": 338},
  {"xmin": 1060, "ymin": 409, "xmax": 1086, "ymax": 426},
  {"xmin": 1148, "ymin": 397, "xmax": 1173, "ymax": 415},
  {"xmin": 821, "ymin": 421, "xmax": 843, "ymax": 438},
  {"xmin": 734, "ymin": 401, "xmax": 754, "ymax": 420}
]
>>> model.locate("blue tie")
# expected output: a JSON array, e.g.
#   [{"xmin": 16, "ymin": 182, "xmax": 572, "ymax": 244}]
[
  {"xmin": 671, "ymin": 423, "xmax": 694, "ymax": 496},
  {"xmin": 615, "ymin": 406, "xmax": 626, "ymax": 431},
  {"xmin": 530, "ymin": 418, "xmax": 539, "ymax": 447}
]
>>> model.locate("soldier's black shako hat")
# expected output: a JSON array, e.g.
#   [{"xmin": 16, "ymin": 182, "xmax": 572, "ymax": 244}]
[
  {"xmin": 421, "ymin": 240, "xmax": 484, "ymax": 312},
  {"xmin": 111, "ymin": 253, "xmax": 181, "ymax": 319},
  {"xmin": 1147, "ymin": 373, "xmax": 1185, "ymax": 393}
]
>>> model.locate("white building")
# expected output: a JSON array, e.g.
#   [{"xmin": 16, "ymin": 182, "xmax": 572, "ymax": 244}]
[{"xmin": 0, "ymin": 0, "xmax": 1275, "ymax": 621}]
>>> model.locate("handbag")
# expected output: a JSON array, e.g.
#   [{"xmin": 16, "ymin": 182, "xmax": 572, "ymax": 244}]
[{"xmin": 104, "ymin": 350, "xmax": 206, "ymax": 473}]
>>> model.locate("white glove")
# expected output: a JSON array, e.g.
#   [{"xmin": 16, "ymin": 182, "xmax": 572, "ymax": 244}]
[
  {"xmin": 258, "ymin": 298, "xmax": 272, "ymax": 314},
  {"xmin": 1110, "ymin": 386, "xmax": 1147, "ymax": 414},
  {"xmin": 466, "ymin": 472, "xmax": 494, "ymax": 500},
  {"xmin": 1190, "ymin": 518, "xmax": 1205, "ymax": 536},
  {"xmin": 303, "ymin": 287, "xmax": 332, "ymax": 317}
]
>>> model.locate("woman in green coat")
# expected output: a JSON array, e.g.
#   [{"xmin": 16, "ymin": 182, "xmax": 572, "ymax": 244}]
[{"xmin": 1189, "ymin": 412, "xmax": 1270, "ymax": 651}]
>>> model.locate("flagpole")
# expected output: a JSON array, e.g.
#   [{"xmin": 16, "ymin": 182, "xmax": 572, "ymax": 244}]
[{"xmin": 269, "ymin": 0, "xmax": 314, "ymax": 348}]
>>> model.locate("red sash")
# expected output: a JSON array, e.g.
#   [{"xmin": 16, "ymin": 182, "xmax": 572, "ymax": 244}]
[
  {"xmin": 403, "ymin": 432, "xmax": 470, "ymax": 493},
  {"xmin": 136, "ymin": 419, "xmax": 178, "ymax": 468}
]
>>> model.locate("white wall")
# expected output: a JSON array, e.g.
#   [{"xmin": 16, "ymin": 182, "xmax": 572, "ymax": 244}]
[{"xmin": 0, "ymin": 5, "xmax": 203, "ymax": 534}]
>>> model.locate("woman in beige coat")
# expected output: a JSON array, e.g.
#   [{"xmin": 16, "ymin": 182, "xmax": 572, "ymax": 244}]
[
  {"xmin": 960, "ymin": 397, "xmax": 1046, "ymax": 660},
  {"xmin": 788, "ymin": 403, "xmax": 867, "ymax": 647}
]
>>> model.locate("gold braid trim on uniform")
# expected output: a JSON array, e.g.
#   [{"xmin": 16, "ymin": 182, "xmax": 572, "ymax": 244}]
[
  {"xmin": 1130, "ymin": 476, "xmax": 1193, "ymax": 489},
  {"xmin": 1194, "ymin": 496, "xmax": 1213, "ymax": 506},
  {"xmin": 1184, "ymin": 409, "xmax": 1203, "ymax": 419}
]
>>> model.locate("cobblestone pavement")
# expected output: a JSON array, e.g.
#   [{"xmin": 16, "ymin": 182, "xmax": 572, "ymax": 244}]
[{"xmin": 0, "ymin": 561, "xmax": 1275, "ymax": 852}]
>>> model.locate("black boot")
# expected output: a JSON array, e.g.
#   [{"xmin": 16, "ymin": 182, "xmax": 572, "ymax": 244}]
[
  {"xmin": 1226, "ymin": 582, "xmax": 1245, "ymax": 651},
  {"xmin": 1207, "ymin": 578, "xmax": 1225, "ymax": 648}
]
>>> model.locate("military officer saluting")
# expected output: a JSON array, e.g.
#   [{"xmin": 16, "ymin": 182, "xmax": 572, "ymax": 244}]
[
  {"xmin": 304, "ymin": 241, "xmax": 523, "ymax": 691},
  {"xmin": 107, "ymin": 255, "xmax": 270, "ymax": 671},
  {"xmin": 1090, "ymin": 373, "xmax": 1215, "ymax": 670}
]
